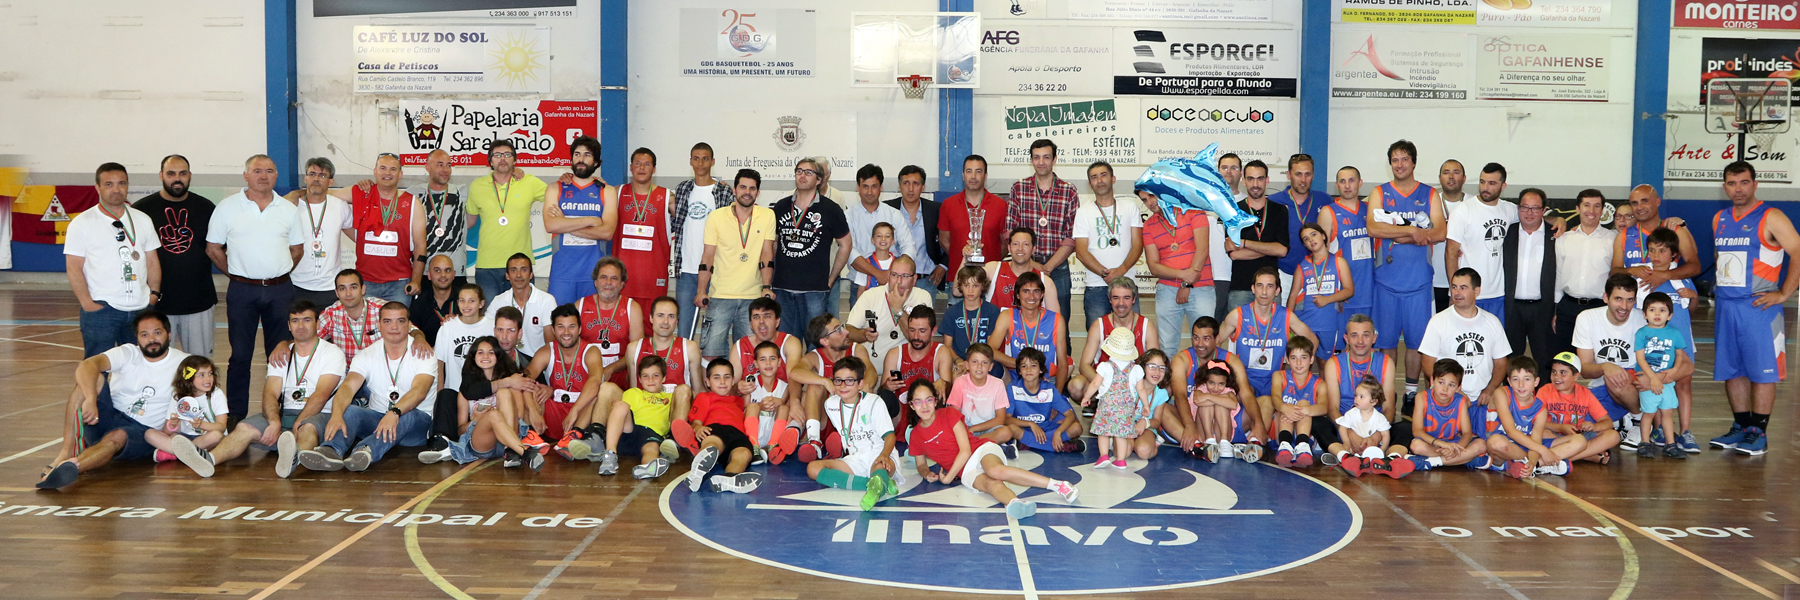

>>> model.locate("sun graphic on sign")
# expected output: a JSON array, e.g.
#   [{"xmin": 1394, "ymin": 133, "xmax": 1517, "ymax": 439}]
[{"xmin": 487, "ymin": 31, "xmax": 547, "ymax": 89}]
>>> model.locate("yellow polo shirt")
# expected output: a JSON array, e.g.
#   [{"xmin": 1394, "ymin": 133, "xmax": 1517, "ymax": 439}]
[
  {"xmin": 465, "ymin": 173, "xmax": 547, "ymax": 268},
  {"xmin": 701, "ymin": 205, "xmax": 776, "ymax": 300}
]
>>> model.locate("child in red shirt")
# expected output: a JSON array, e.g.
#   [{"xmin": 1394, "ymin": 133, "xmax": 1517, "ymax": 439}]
[
  {"xmin": 684, "ymin": 358, "xmax": 762, "ymax": 493},
  {"xmin": 905, "ymin": 380, "xmax": 1079, "ymax": 519}
]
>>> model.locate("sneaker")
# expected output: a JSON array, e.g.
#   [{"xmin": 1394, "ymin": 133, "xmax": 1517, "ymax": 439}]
[
  {"xmin": 797, "ymin": 440, "xmax": 825, "ymax": 463},
  {"xmin": 688, "ymin": 446, "xmax": 720, "ymax": 492},
  {"xmin": 1678, "ymin": 431, "xmax": 1702, "ymax": 454},
  {"xmin": 1002, "ymin": 441, "xmax": 1019, "ymax": 460},
  {"xmin": 1057, "ymin": 439, "xmax": 1088, "ymax": 454},
  {"xmin": 770, "ymin": 426, "xmax": 800, "ymax": 464},
  {"xmin": 1648, "ymin": 426, "xmax": 1666, "ymax": 446},
  {"xmin": 584, "ymin": 425, "xmax": 609, "ymax": 461},
  {"xmin": 1536, "ymin": 459, "xmax": 1571, "ymax": 476},
  {"xmin": 659, "ymin": 439, "xmax": 680, "ymax": 461},
  {"xmin": 710, "ymin": 472, "xmax": 763, "ymax": 493},
  {"xmin": 526, "ymin": 450, "xmax": 545, "ymax": 471},
  {"xmin": 1406, "ymin": 455, "xmax": 1433, "ymax": 472},
  {"xmin": 1504, "ymin": 460, "xmax": 1533, "ymax": 479},
  {"xmin": 520, "ymin": 429, "xmax": 548, "ymax": 452},
  {"xmin": 1636, "ymin": 442, "xmax": 1656, "ymax": 458},
  {"xmin": 502, "ymin": 449, "xmax": 524, "ymax": 468},
  {"xmin": 1236, "ymin": 443, "xmax": 1262, "ymax": 463},
  {"xmin": 1735, "ymin": 427, "xmax": 1767, "ymax": 456},
  {"xmin": 1048, "ymin": 479, "xmax": 1079, "ymax": 504},
  {"xmin": 1467, "ymin": 454, "xmax": 1491, "ymax": 470},
  {"xmin": 860, "ymin": 472, "xmax": 889, "ymax": 511},
  {"xmin": 1218, "ymin": 441, "xmax": 1235, "ymax": 459},
  {"xmin": 556, "ymin": 430, "xmax": 591, "ymax": 461},
  {"xmin": 154, "ymin": 450, "xmax": 176, "ymax": 463},
  {"xmin": 418, "ymin": 436, "xmax": 456, "ymax": 464},
  {"xmin": 1363, "ymin": 457, "xmax": 1392, "ymax": 478},
  {"xmin": 1710, "ymin": 423, "xmax": 1746, "ymax": 449},
  {"xmin": 1340, "ymin": 456, "xmax": 1363, "ymax": 477},
  {"xmin": 597, "ymin": 450, "xmax": 620, "ymax": 476},
  {"xmin": 633, "ymin": 457, "xmax": 670, "ymax": 479},
  {"xmin": 170, "ymin": 436, "xmax": 216, "ymax": 478},
  {"xmin": 1203, "ymin": 443, "xmax": 1219, "ymax": 463},
  {"xmin": 343, "ymin": 447, "xmax": 373, "ymax": 472},
  {"xmin": 275, "ymin": 431, "xmax": 297, "ymax": 479},
  {"xmin": 1111, "ymin": 458, "xmax": 1127, "ymax": 469},
  {"xmin": 1320, "ymin": 451, "xmax": 1340, "ymax": 467},
  {"xmin": 1383, "ymin": 457, "xmax": 1416, "ymax": 479},
  {"xmin": 1294, "ymin": 442, "xmax": 1314, "ymax": 467},
  {"xmin": 1663, "ymin": 443, "xmax": 1686, "ymax": 459},
  {"xmin": 36, "ymin": 461, "xmax": 80, "ymax": 490},
  {"xmin": 1620, "ymin": 417, "xmax": 1642, "ymax": 450},
  {"xmin": 1005, "ymin": 499, "xmax": 1038, "ymax": 519},
  {"xmin": 751, "ymin": 446, "xmax": 768, "ymax": 466},
  {"xmin": 824, "ymin": 432, "xmax": 845, "ymax": 459},
  {"xmin": 298, "ymin": 447, "xmax": 344, "ymax": 472},
  {"xmin": 1276, "ymin": 441, "xmax": 1294, "ymax": 467},
  {"xmin": 1094, "ymin": 455, "xmax": 1112, "ymax": 469},
  {"xmin": 671, "ymin": 420, "xmax": 701, "ymax": 454}
]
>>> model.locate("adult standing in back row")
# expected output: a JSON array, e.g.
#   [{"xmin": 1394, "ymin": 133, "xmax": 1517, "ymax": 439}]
[
  {"xmin": 1074, "ymin": 161, "xmax": 1143, "ymax": 323},
  {"xmin": 1007, "ymin": 139, "xmax": 1080, "ymax": 330},
  {"xmin": 134, "ymin": 155, "xmax": 215, "ymax": 358},
  {"xmin": 670, "ymin": 142, "xmax": 736, "ymax": 338},
  {"xmin": 207, "ymin": 154, "xmax": 298, "ymax": 420},
  {"xmin": 1224, "ymin": 160, "xmax": 1289, "ymax": 316},
  {"xmin": 772, "ymin": 158, "xmax": 852, "ymax": 346},
  {"xmin": 467, "ymin": 140, "xmax": 548, "ymax": 300},
  {"xmin": 70, "ymin": 163, "xmax": 162, "ymax": 358},
  {"xmin": 939, "ymin": 155, "xmax": 1009, "ymax": 276}
]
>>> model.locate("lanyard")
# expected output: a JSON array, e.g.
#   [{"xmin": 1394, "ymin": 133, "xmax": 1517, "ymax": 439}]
[
  {"xmin": 552, "ymin": 346, "xmax": 579, "ymax": 388},
  {"xmin": 97, "ymin": 202, "xmax": 136, "ymax": 247},
  {"xmin": 492, "ymin": 176, "xmax": 513, "ymax": 216},
  {"xmin": 304, "ymin": 199, "xmax": 326, "ymax": 240},
  {"xmin": 384, "ymin": 347, "xmax": 407, "ymax": 391},
  {"xmin": 837, "ymin": 397, "xmax": 858, "ymax": 441},
  {"xmin": 1018, "ymin": 309, "xmax": 1046, "ymax": 350},
  {"xmin": 736, "ymin": 210, "xmax": 755, "ymax": 251},
  {"xmin": 1098, "ymin": 203, "xmax": 1120, "ymax": 237},
  {"xmin": 624, "ymin": 185, "xmax": 653, "ymax": 224},
  {"xmin": 1247, "ymin": 307, "xmax": 1276, "ymax": 360},
  {"xmin": 961, "ymin": 304, "xmax": 983, "ymax": 346},
  {"xmin": 377, "ymin": 190, "xmax": 401, "ymax": 228},
  {"xmin": 287, "ymin": 343, "xmax": 319, "ymax": 386}
]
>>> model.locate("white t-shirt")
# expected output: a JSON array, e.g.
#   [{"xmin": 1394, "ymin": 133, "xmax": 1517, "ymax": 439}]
[
  {"xmin": 1073, "ymin": 198, "xmax": 1145, "ymax": 288},
  {"xmin": 1335, "ymin": 406, "xmax": 1392, "ymax": 439},
  {"xmin": 351, "ymin": 339, "xmax": 440, "ymax": 415},
  {"xmin": 749, "ymin": 378, "xmax": 789, "ymax": 410},
  {"xmin": 1432, "ymin": 194, "xmax": 1469, "ymax": 289},
  {"xmin": 1571, "ymin": 306, "xmax": 1646, "ymax": 390},
  {"xmin": 268, "ymin": 340, "xmax": 348, "ymax": 411},
  {"xmin": 489, "ymin": 285, "xmax": 557, "ymax": 356},
  {"xmin": 172, "ymin": 389, "xmax": 229, "ymax": 437},
  {"xmin": 680, "ymin": 183, "xmax": 718, "ymax": 275},
  {"xmin": 102, "ymin": 344, "xmax": 191, "ymax": 428},
  {"xmin": 1446, "ymin": 199, "xmax": 1518, "ymax": 300},
  {"xmin": 435, "ymin": 315, "xmax": 496, "ymax": 392},
  {"xmin": 206, "ymin": 191, "xmax": 298, "ymax": 279},
  {"xmin": 842, "ymin": 200, "xmax": 916, "ymax": 281},
  {"xmin": 948, "ymin": 374, "xmax": 1009, "ymax": 428},
  {"xmin": 1418, "ymin": 306, "xmax": 1512, "ymax": 397},
  {"xmin": 288, "ymin": 196, "xmax": 354, "ymax": 293},
  {"xmin": 1209, "ymin": 192, "xmax": 1246, "ymax": 287},
  {"xmin": 65, "ymin": 206, "xmax": 162, "ymax": 311},
  {"xmin": 847, "ymin": 285, "xmax": 935, "ymax": 370},
  {"xmin": 824, "ymin": 392, "xmax": 895, "ymax": 460}
]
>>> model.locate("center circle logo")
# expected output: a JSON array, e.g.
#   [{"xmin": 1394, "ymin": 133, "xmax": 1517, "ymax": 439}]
[{"xmin": 662, "ymin": 449, "xmax": 1361, "ymax": 594}]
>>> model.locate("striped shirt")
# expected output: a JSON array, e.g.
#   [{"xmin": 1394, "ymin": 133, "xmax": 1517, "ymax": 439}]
[
  {"xmin": 408, "ymin": 184, "xmax": 468, "ymax": 260},
  {"xmin": 1143, "ymin": 210, "xmax": 1212, "ymax": 287},
  {"xmin": 1006, "ymin": 176, "xmax": 1080, "ymax": 261},
  {"xmin": 670, "ymin": 178, "xmax": 736, "ymax": 274}
]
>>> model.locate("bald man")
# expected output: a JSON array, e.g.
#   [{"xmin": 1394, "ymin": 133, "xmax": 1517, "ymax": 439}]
[
  {"xmin": 1612, "ymin": 184, "xmax": 1702, "ymax": 451},
  {"xmin": 207, "ymin": 155, "xmax": 300, "ymax": 419},
  {"xmin": 410, "ymin": 149, "xmax": 474, "ymax": 275}
]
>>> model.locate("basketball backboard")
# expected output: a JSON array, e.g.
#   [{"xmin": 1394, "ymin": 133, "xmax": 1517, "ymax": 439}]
[
  {"xmin": 1706, "ymin": 77, "xmax": 1791, "ymax": 134},
  {"xmin": 851, "ymin": 12, "xmax": 980, "ymax": 88}
]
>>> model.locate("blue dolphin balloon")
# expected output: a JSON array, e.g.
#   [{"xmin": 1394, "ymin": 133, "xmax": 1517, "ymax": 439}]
[{"xmin": 1133, "ymin": 143, "xmax": 1257, "ymax": 244}]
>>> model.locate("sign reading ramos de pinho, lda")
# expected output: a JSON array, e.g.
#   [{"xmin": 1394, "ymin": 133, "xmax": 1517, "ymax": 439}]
[{"xmin": 354, "ymin": 26, "xmax": 552, "ymax": 94}]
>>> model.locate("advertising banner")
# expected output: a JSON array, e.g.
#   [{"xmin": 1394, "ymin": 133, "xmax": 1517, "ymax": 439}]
[
  {"xmin": 1477, "ymin": 0, "xmax": 1613, "ymax": 27},
  {"xmin": 1332, "ymin": 31, "xmax": 1472, "ymax": 100},
  {"xmin": 979, "ymin": 24, "xmax": 1114, "ymax": 96},
  {"xmin": 397, "ymin": 100, "xmax": 596, "ymax": 167},
  {"xmin": 1667, "ymin": 38, "xmax": 1797, "ymax": 182},
  {"xmin": 353, "ymin": 26, "xmax": 551, "ymax": 94},
  {"xmin": 1475, "ymin": 35, "xmax": 1612, "ymax": 101},
  {"xmin": 1675, "ymin": 0, "xmax": 1800, "ymax": 29},
  {"xmin": 1111, "ymin": 28, "xmax": 1299, "ymax": 97},
  {"xmin": 976, "ymin": 97, "xmax": 1141, "ymax": 165},
  {"xmin": 1334, "ymin": 0, "xmax": 1476, "ymax": 25},
  {"xmin": 679, "ymin": 8, "xmax": 818, "ymax": 77},
  {"xmin": 1137, "ymin": 97, "xmax": 1285, "ymax": 163},
  {"xmin": 1066, "ymin": 0, "xmax": 1272, "ymax": 21},
  {"xmin": 711, "ymin": 112, "xmax": 858, "ymax": 181}
]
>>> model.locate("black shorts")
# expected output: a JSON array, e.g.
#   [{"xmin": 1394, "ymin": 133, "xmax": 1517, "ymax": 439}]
[
  {"xmin": 617, "ymin": 425, "xmax": 666, "ymax": 457},
  {"xmin": 710, "ymin": 423, "xmax": 754, "ymax": 456},
  {"xmin": 1310, "ymin": 415, "xmax": 1340, "ymax": 447},
  {"xmin": 86, "ymin": 403, "xmax": 155, "ymax": 461}
]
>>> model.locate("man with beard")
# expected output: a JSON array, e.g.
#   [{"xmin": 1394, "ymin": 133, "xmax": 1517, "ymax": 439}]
[
  {"xmin": 790, "ymin": 313, "xmax": 879, "ymax": 459},
  {"xmin": 1444, "ymin": 163, "xmax": 1519, "ymax": 325},
  {"xmin": 298, "ymin": 302, "xmax": 439, "ymax": 472},
  {"xmin": 1611, "ymin": 185, "xmax": 1701, "ymax": 451},
  {"xmin": 545, "ymin": 136, "xmax": 617, "ymax": 305},
  {"xmin": 671, "ymin": 143, "xmax": 736, "ymax": 338},
  {"xmin": 772, "ymin": 158, "xmax": 853, "ymax": 344},
  {"xmin": 1068, "ymin": 277, "xmax": 1158, "ymax": 400},
  {"xmin": 207, "ymin": 155, "xmax": 298, "ymax": 418},
  {"xmin": 133, "ymin": 155, "xmax": 215, "ymax": 357},
  {"xmin": 408, "ymin": 254, "xmax": 462, "ymax": 346},
  {"xmin": 39, "ymin": 311, "xmax": 189, "ymax": 489},
  {"xmin": 577, "ymin": 257, "xmax": 645, "ymax": 390},
  {"xmin": 847, "ymin": 255, "xmax": 935, "ymax": 371},
  {"xmin": 69, "ymin": 163, "xmax": 162, "ymax": 358},
  {"xmin": 696, "ymin": 169, "xmax": 777, "ymax": 359},
  {"xmin": 1223, "ymin": 160, "xmax": 1289, "ymax": 316},
  {"xmin": 1571, "ymin": 274, "xmax": 1661, "ymax": 449},
  {"xmin": 470, "ymin": 140, "xmax": 549, "ymax": 299},
  {"xmin": 489, "ymin": 253, "xmax": 557, "ymax": 355},
  {"xmin": 409, "ymin": 149, "xmax": 472, "ymax": 275},
  {"xmin": 205, "ymin": 301, "xmax": 343, "ymax": 478},
  {"xmin": 286, "ymin": 158, "xmax": 355, "ymax": 310},
  {"xmin": 1707, "ymin": 162, "xmax": 1800, "ymax": 456},
  {"xmin": 1170, "ymin": 316, "xmax": 1260, "ymax": 459},
  {"xmin": 883, "ymin": 305, "xmax": 954, "ymax": 403}
]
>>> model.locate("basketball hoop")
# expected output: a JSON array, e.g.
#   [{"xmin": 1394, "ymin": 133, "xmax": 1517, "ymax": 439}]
[
  {"xmin": 898, "ymin": 75, "xmax": 933, "ymax": 100},
  {"xmin": 1705, "ymin": 78, "xmax": 1791, "ymax": 164}
]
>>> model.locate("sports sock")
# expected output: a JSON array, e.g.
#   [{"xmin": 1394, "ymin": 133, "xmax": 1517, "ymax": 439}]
[
  {"xmin": 1734, "ymin": 411, "xmax": 1752, "ymax": 428},
  {"xmin": 1752, "ymin": 413, "xmax": 1771, "ymax": 430},
  {"xmin": 1277, "ymin": 431, "xmax": 1295, "ymax": 444},
  {"xmin": 1296, "ymin": 434, "xmax": 1312, "ymax": 447},
  {"xmin": 807, "ymin": 419, "xmax": 821, "ymax": 442},
  {"xmin": 1427, "ymin": 456, "xmax": 1444, "ymax": 467},
  {"xmin": 1405, "ymin": 379, "xmax": 1418, "ymax": 395},
  {"xmin": 1335, "ymin": 450, "xmax": 1349, "ymax": 460},
  {"xmin": 816, "ymin": 468, "xmax": 854, "ymax": 489}
]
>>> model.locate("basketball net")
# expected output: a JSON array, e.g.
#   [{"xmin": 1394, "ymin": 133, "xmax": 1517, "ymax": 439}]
[{"xmin": 898, "ymin": 75, "xmax": 933, "ymax": 100}]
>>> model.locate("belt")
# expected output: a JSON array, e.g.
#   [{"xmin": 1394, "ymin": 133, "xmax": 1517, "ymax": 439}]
[
  {"xmin": 1566, "ymin": 296, "xmax": 1604, "ymax": 306},
  {"xmin": 1513, "ymin": 298, "xmax": 1543, "ymax": 304},
  {"xmin": 229, "ymin": 274, "xmax": 291, "ymax": 286}
]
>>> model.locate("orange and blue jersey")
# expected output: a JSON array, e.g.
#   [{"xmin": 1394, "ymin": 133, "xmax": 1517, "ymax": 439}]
[
  {"xmin": 1280, "ymin": 371, "xmax": 1318, "ymax": 406},
  {"xmin": 1183, "ymin": 345, "xmax": 1229, "ymax": 389},
  {"xmin": 1420, "ymin": 389, "xmax": 1466, "ymax": 441},
  {"xmin": 1373, "ymin": 182, "xmax": 1437, "ymax": 293},
  {"xmin": 1292, "ymin": 253, "xmax": 1344, "ymax": 352},
  {"xmin": 1712, "ymin": 201, "xmax": 1784, "ymax": 300},
  {"xmin": 1321, "ymin": 197, "xmax": 1375, "ymax": 309},
  {"xmin": 1232, "ymin": 307, "xmax": 1291, "ymax": 397},
  {"xmin": 1005, "ymin": 308, "xmax": 1063, "ymax": 378},
  {"xmin": 1333, "ymin": 352, "xmax": 1388, "ymax": 414},
  {"xmin": 1493, "ymin": 388, "xmax": 1542, "ymax": 438}
]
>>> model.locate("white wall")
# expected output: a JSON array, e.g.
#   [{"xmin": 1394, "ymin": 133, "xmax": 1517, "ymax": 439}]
[
  {"xmin": 1329, "ymin": 4, "xmax": 1639, "ymax": 199},
  {"xmin": 293, "ymin": 0, "xmax": 603, "ymax": 183},
  {"xmin": 0, "ymin": 1, "xmax": 267, "ymax": 184}
]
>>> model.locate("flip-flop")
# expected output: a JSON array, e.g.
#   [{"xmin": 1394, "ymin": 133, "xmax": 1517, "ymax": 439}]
[
  {"xmin": 37, "ymin": 461, "xmax": 79, "ymax": 490},
  {"xmin": 1596, "ymin": 450, "xmax": 1611, "ymax": 465}
]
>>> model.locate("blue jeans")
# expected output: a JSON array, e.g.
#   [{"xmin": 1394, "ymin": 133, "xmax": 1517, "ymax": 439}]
[
  {"xmin": 1155, "ymin": 284, "xmax": 1216, "ymax": 356},
  {"xmin": 1225, "ymin": 289, "xmax": 1256, "ymax": 317},
  {"xmin": 322, "ymin": 405, "xmax": 433, "ymax": 463},
  {"xmin": 1047, "ymin": 262, "xmax": 1072, "ymax": 328},
  {"xmin": 774, "ymin": 289, "xmax": 832, "ymax": 349},
  {"xmin": 474, "ymin": 268, "xmax": 510, "ymax": 302},
  {"xmin": 226, "ymin": 280, "xmax": 294, "ymax": 419},
  {"xmin": 364, "ymin": 280, "xmax": 409, "ymax": 305},
  {"xmin": 832, "ymin": 277, "xmax": 856, "ymax": 318},
  {"xmin": 79, "ymin": 301, "xmax": 137, "ymax": 358},
  {"xmin": 676, "ymin": 272, "xmax": 701, "ymax": 339},
  {"xmin": 700, "ymin": 297, "xmax": 756, "ymax": 358},
  {"xmin": 1083, "ymin": 285, "xmax": 1139, "ymax": 334}
]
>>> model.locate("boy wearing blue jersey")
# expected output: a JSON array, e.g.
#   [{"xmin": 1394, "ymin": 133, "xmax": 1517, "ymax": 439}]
[{"xmin": 1005, "ymin": 348, "xmax": 1085, "ymax": 453}]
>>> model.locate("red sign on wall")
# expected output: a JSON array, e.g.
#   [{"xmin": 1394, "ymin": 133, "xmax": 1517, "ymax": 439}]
[
  {"xmin": 1676, "ymin": 0, "xmax": 1800, "ymax": 29},
  {"xmin": 397, "ymin": 100, "xmax": 597, "ymax": 167}
]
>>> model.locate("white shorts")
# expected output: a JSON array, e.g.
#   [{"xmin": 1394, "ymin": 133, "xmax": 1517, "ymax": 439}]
[
  {"xmin": 960, "ymin": 443, "xmax": 1008, "ymax": 491},
  {"xmin": 843, "ymin": 449, "xmax": 900, "ymax": 478}
]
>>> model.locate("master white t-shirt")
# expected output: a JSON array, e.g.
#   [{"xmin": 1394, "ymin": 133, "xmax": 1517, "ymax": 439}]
[
  {"xmin": 679, "ymin": 183, "xmax": 719, "ymax": 275},
  {"xmin": 1446, "ymin": 199, "xmax": 1519, "ymax": 300},
  {"xmin": 351, "ymin": 339, "xmax": 440, "ymax": 415},
  {"xmin": 1418, "ymin": 306, "xmax": 1512, "ymax": 397},
  {"xmin": 288, "ymin": 196, "xmax": 354, "ymax": 293},
  {"xmin": 1571, "ymin": 306, "xmax": 1646, "ymax": 391},
  {"xmin": 435, "ymin": 315, "xmax": 496, "ymax": 392},
  {"xmin": 65, "ymin": 206, "xmax": 162, "ymax": 311},
  {"xmin": 1073, "ymin": 197, "xmax": 1145, "ymax": 288},
  {"xmin": 103, "ymin": 344, "xmax": 192, "ymax": 428},
  {"xmin": 268, "ymin": 340, "xmax": 348, "ymax": 411}
]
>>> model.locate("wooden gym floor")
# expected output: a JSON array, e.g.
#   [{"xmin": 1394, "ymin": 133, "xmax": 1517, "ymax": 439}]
[{"xmin": 0, "ymin": 285, "xmax": 1795, "ymax": 599}]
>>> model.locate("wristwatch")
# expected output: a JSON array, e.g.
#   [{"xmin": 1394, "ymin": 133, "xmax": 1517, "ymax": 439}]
[
  {"xmin": 1181, "ymin": 282, "xmax": 1193, "ymax": 289},
  {"xmin": 388, "ymin": 407, "xmax": 403, "ymax": 417}
]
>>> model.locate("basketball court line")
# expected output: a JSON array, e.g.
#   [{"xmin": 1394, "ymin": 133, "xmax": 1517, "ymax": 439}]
[
  {"xmin": 404, "ymin": 460, "xmax": 496, "ymax": 600},
  {"xmin": 1004, "ymin": 515, "xmax": 1041, "ymax": 600},
  {"xmin": 249, "ymin": 460, "xmax": 485, "ymax": 600},
  {"xmin": 1524, "ymin": 479, "xmax": 1638, "ymax": 600},
  {"xmin": 1529, "ymin": 480, "xmax": 1779, "ymax": 599},
  {"xmin": 0, "ymin": 439, "xmax": 62, "ymax": 465},
  {"xmin": 0, "ymin": 400, "xmax": 64, "ymax": 421},
  {"xmin": 522, "ymin": 478, "xmax": 652, "ymax": 600},
  {"xmin": 0, "ymin": 337, "xmax": 83, "ymax": 351},
  {"xmin": 745, "ymin": 504, "xmax": 1273, "ymax": 515},
  {"xmin": 1347, "ymin": 477, "xmax": 1531, "ymax": 600},
  {"xmin": 1753, "ymin": 558, "xmax": 1800, "ymax": 584}
]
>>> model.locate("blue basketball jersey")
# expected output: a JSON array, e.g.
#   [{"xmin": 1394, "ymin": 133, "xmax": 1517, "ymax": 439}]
[
  {"xmin": 1373, "ymin": 182, "xmax": 1437, "ymax": 293},
  {"xmin": 549, "ymin": 181, "xmax": 610, "ymax": 283},
  {"xmin": 1324, "ymin": 197, "xmax": 1374, "ymax": 308}
]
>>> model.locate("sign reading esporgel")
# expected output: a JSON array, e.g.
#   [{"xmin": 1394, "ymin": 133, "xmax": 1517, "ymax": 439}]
[
  {"xmin": 352, "ymin": 26, "xmax": 551, "ymax": 94},
  {"xmin": 1112, "ymin": 28, "xmax": 1298, "ymax": 97},
  {"xmin": 396, "ymin": 100, "xmax": 595, "ymax": 167}
]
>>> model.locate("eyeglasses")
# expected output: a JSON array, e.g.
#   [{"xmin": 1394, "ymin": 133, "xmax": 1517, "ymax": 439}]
[
  {"xmin": 490, "ymin": 151, "xmax": 516, "ymax": 159},
  {"xmin": 1519, "ymin": 205, "xmax": 1546, "ymax": 213},
  {"xmin": 831, "ymin": 377, "xmax": 862, "ymax": 385},
  {"xmin": 824, "ymin": 324, "xmax": 845, "ymax": 338},
  {"xmin": 891, "ymin": 272, "xmax": 917, "ymax": 280},
  {"xmin": 1144, "ymin": 364, "xmax": 1169, "ymax": 372},
  {"xmin": 795, "ymin": 168, "xmax": 820, "ymax": 178}
]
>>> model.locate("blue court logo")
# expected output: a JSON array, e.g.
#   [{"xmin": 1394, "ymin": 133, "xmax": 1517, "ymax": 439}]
[{"xmin": 661, "ymin": 449, "xmax": 1361, "ymax": 594}]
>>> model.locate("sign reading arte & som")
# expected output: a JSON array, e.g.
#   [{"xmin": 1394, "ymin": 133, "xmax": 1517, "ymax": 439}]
[
  {"xmin": 1332, "ymin": 30, "xmax": 1472, "ymax": 100},
  {"xmin": 396, "ymin": 100, "xmax": 596, "ymax": 167},
  {"xmin": 353, "ymin": 26, "xmax": 551, "ymax": 94},
  {"xmin": 679, "ymin": 8, "xmax": 818, "ymax": 77},
  {"xmin": 1476, "ymin": 35, "xmax": 1611, "ymax": 101}
]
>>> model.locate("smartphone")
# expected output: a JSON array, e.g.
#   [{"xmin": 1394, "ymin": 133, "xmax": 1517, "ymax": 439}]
[{"xmin": 890, "ymin": 370, "xmax": 903, "ymax": 381}]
